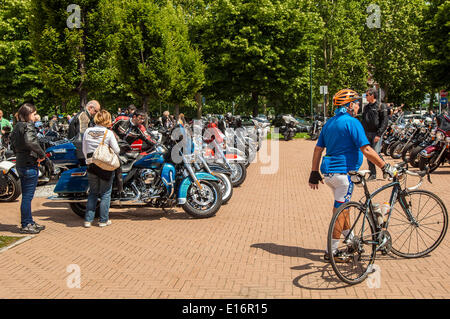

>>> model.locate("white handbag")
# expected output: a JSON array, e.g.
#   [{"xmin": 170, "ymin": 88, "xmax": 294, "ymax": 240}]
[{"xmin": 92, "ymin": 130, "xmax": 120, "ymax": 171}]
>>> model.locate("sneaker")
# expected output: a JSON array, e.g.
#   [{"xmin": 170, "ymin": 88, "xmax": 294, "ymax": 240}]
[
  {"xmin": 98, "ymin": 220, "xmax": 112, "ymax": 227},
  {"xmin": 84, "ymin": 221, "xmax": 92, "ymax": 228},
  {"xmin": 19, "ymin": 224, "xmax": 40, "ymax": 234},
  {"xmin": 324, "ymin": 251, "xmax": 351, "ymax": 263},
  {"xmin": 33, "ymin": 223, "xmax": 46, "ymax": 231}
]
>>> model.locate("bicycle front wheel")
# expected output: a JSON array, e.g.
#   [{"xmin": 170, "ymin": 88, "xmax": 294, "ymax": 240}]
[
  {"xmin": 389, "ymin": 190, "xmax": 448, "ymax": 258},
  {"xmin": 327, "ymin": 201, "xmax": 377, "ymax": 285}
]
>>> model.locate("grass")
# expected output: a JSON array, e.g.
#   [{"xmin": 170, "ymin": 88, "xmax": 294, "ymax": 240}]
[
  {"xmin": 266, "ymin": 132, "xmax": 310, "ymax": 140},
  {"xmin": 0, "ymin": 236, "xmax": 23, "ymax": 250}
]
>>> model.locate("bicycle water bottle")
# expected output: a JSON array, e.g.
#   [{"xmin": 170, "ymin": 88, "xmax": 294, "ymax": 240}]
[
  {"xmin": 372, "ymin": 203, "xmax": 383, "ymax": 226},
  {"xmin": 380, "ymin": 202, "xmax": 390, "ymax": 224}
]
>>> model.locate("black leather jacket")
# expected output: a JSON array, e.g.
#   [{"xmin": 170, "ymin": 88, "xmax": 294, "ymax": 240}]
[{"xmin": 10, "ymin": 122, "xmax": 46, "ymax": 168}]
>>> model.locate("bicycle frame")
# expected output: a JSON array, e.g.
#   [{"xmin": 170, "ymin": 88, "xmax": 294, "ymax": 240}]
[{"xmin": 345, "ymin": 178, "xmax": 419, "ymax": 247}]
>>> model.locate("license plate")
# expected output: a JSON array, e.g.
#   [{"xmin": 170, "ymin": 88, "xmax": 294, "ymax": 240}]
[{"xmin": 52, "ymin": 149, "xmax": 67, "ymax": 153}]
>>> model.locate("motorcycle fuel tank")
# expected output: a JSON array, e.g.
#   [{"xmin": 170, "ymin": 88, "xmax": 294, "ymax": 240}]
[{"xmin": 134, "ymin": 151, "xmax": 165, "ymax": 169}]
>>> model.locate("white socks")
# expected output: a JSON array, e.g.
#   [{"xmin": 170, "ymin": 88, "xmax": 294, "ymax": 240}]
[{"xmin": 326, "ymin": 230, "xmax": 353, "ymax": 254}]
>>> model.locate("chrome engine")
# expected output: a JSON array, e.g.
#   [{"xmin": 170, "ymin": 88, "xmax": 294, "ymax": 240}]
[
  {"xmin": 140, "ymin": 169, "xmax": 156, "ymax": 185},
  {"xmin": 138, "ymin": 169, "xmax": 162, "ymax": 201}
]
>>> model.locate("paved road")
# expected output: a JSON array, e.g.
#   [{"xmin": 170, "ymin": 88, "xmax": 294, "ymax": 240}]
[{"xmin": 0, "ymin": 139, "xmax": 449, "ymax": 298}]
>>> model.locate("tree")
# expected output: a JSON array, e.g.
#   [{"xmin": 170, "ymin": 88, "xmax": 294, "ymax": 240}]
[
  {"xmin": 0, "ymin": 0, "xmax": 46, "ymax": 115},
  {"xmin": 192, "ymin": 0, "xmax": 323, "ymax": 116},
  {"xmin": 312, "ymin": 0, "xmax": 368, "ymax": 116},
  {"xmin": 362, "ymin": 0, "xmax": 426, "ymax": 106},
  {"xmin": 422, "ymin": 0, "xmax": 450, "ymax": 96},
  {"xmin": 102, "ymin": 0, "xmax": 203, "ymax": 117},
  {"xmin": 29, "ymin": 0, "xmax": 115, "ymax": 109}
]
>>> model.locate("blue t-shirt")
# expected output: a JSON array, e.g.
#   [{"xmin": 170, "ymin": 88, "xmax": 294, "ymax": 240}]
[{"xmin": 316, "ymin": 112, "xmax": 370, "ymax": 174}]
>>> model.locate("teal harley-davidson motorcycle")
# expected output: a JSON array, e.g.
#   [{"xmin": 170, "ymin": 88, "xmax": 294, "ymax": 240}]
[{"xmin": 48, "ymin": 127, "xmax": 223, "ymax": 219}]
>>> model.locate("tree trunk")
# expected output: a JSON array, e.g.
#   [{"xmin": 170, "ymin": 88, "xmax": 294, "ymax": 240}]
[
  {"xmin": 195, "ymin": 92, "xmax": 202, "ymax": 119},
  {"xmin": 61, "ymin": 100, "xmax": 67, "ymax": 114},
  {"xmin": 429, "ymin": 92, "xmax": 435, "ymax": 110},
  {"xmin": 251, "ymin": 92, "xmax": 259, "ymax": 117},
  {"xmin": 79, "ymin": 89, "xmax": 88, "ymax": 110},
  {"xmin": 174, "ymin": 104, "xmax": 180, "ymax": 118},
  {"xmin": 142, "ymin": 96, "xmax": 149, "ymax": 127}
]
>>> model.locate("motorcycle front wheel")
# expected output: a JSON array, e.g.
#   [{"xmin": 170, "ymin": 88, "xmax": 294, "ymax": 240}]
[
  {"xmin": 215, "ymin": 173, "xmax": 233, "ymax": 205},
  {"xmin": 409, "ymin": 145, "xmax": 424, "ymax": 168},
  {"xmin": 0, "ymin": 173, "xmax": 21, "ymax": 202},
  {"xmin": 229, "ymin": 162, "xmax": 247, "ymax": 187},
  {"xmin": 182, "ymin": 180, "xmax": 222, "ymax": 218},
  {"xmin": 419, "ymin": 153, "xmax": 441, "ymax": 173}
]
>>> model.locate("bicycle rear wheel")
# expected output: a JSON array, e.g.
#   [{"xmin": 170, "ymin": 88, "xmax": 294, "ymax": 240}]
[
  {"xmin": 327, "ymin": 202, "xmax": 377, "ymax": 285},
  {"xmin": 389, "ymin": 190, "xmax": 448, "ymax": 258}
]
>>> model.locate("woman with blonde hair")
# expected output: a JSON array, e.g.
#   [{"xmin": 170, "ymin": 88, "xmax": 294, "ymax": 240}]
[{"xmin": 82, "ymin": 109, "xmax": 120, "ymax": 228}]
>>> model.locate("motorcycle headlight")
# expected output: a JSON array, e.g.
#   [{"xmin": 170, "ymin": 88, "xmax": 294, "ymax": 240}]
[{"xmin": 436, "ymin": 131, "xmax": 445, "ymax": 141}]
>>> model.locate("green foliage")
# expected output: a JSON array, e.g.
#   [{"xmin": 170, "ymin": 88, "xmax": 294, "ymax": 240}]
[
  {"xmin": 192, "ymin": 0, "xmax": 323, "ymax": 115},
  {"xmin": 362, "ymin": 0, "xmax": 426, "ymax": 106},
  {"xmin": 0, "ymin": 0, "xmax": 45, "ymax": 115},
  {"xmin": 422, "ymin": 0, "xmax": 450, "ymax": 91},
  {"xmin": 29, "ymin": 0, "xmax": 116, "ymax": 109},
  {"xmin": 100, "ymin": 0, "xmax": 204, "ymax": 114}
]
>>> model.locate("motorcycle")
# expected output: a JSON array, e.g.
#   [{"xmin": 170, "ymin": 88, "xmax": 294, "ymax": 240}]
[
  {"xmin": 48, "ymin": 125, "xmax": 223, "ymax": 219},
  {"xmin": 279, "ymin": 115, "xmax": 298, "ymax": 141},
  {"xmin": 418, "ymin": 128, "xmax": 450, "ymax": 173},
  {"xmin": 0, "ymin": 146, "xmax": 21, "ymax": 202},
  {"xmin": 309, "ymin": 118, "xmax": 323, "ymax": 141},
  {"xmin": 402, "ymin": 120, "xmax": 434, "ymax": 166}
]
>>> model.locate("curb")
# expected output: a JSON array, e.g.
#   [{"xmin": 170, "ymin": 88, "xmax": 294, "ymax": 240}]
[{"xmin": 0, "ymin": 236, "xmax": 35, "ymax": 253}]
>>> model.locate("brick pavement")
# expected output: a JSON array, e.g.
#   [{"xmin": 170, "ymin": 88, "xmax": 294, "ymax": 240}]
[{"xmin": 0, "ymin": 139, "xmax": 449, "ymax": 298}]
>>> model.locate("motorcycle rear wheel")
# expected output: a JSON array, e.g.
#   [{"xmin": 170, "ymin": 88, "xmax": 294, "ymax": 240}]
[{"xmin": 69, "ymin": 203, "xmax": 99, "ymax": 219}]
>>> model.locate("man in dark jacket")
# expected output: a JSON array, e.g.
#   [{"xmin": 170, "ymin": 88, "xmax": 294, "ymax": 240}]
[
  {"xmin": 68, "ymin": 101, "xmax": 100, "ymax": 139},
  {"xmin": 362, "ymin": 88, "xmax": 389, "ymax": 180}
]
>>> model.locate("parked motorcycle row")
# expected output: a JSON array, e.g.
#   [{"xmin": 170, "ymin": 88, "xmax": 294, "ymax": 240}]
[
  {"xmin": 0, "ymin": 116, "xmax": 269, "ymax": 222},
  {"xmin": 381, "ymin": 115, "xmax": 450, "ymax": 173}
]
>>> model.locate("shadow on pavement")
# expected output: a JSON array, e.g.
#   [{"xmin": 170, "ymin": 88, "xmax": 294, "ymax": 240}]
[
  {"xmin": 251, "ymin": 243, "xmax": 349, "ymax": 290},
  {"xmin": 251, "ymin": 242, "xmax": 323, "ymax": 261},
  {"xmin": 33, "ymin": 202, "xmax": 194, "ymax": 228},
  {"xmin": 0, "ymin": 224, "xmax": 22, "ymax": 234}
]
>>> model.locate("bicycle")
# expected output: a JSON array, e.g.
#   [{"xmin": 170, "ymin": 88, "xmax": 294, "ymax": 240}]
[{"xmin": 327, "ymin": 163, "xmax": 448, "ymax": 285}]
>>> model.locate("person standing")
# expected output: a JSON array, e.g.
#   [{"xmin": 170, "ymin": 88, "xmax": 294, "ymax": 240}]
[
  {"xmin": 82, "ymin": 110, "xmax": 120, "ymax": 228},
  {"xmin": 68, "ymin": 101, "xmax": 100, "ymax": 139},
  {"xmin": 361, "ymin": 88, "xmax": 388, "ymax": 180},
  {"xmin": 10, "ymin": 103, "xmax": 46, "ymax": 234},
  {"xmin": 0, "ymin": 110, "xmax": 13, "ymax": 135}
]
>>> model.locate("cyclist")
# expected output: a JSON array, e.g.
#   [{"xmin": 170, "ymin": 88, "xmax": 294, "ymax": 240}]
[{"xmin": 308, "ymin": 89, "xmax": 396, "ymax": 263}]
